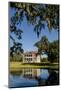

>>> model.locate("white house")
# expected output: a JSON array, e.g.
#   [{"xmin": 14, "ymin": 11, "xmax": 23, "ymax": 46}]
[
  {"xmin": 23, "ymin": 51, "xmax": 40, "ymax": 63},
  {"xmin": 23, "ymin": 51, "xmax": 48, "ymax": 63}
]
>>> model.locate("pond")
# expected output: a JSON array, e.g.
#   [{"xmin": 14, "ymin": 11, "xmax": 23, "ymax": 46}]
[{"xmin": 9, "ymin": 69, "xmax": 59, "ymax": 88}]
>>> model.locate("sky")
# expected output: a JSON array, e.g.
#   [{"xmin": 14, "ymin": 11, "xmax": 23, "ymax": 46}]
[{"xmin": 10, "ymin": 7, "xmax": 59, "ymax": 52}]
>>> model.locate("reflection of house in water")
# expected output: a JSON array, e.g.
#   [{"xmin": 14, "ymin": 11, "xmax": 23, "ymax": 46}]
[
  {"xmin": 22, "ymin": 69, "xmax": 40, "ymax": 78},
  {"xmin": 23, "ymin": 51, "xmax": 40, "ymax": 63}
]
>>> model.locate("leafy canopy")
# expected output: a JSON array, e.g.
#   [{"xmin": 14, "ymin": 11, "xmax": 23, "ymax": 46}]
[
  {"xmin": 10, "ymin": 2, "xmax": 59, "ymax": 37},
  {"xmin": 9, "ymin": 2, "xmax": 59, "ymax": 58}
]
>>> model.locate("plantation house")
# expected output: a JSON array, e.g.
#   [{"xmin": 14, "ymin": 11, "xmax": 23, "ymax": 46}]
[
  {"xmin": 23, "ymin": 51, "xmax": 48, "ymax": 63},
  {"xmin": 11, "ymin": 50, "xmax": 48, "ymax": 63}
]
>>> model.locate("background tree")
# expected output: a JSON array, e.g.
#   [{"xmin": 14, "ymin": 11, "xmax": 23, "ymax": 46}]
[
  {"xmin": 34, "ymin": 36, "xmax": 49, "ymax": 54},
  {"xmin": 34, "ymin": 36, "xmax": 59, "ymax": 63},
  {"xmin": 48, "ymin": 40, "xmax": 59, "ymax": 62}
]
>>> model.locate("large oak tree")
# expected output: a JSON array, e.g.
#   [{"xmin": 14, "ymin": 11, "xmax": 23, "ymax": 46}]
[{"xmin": 9, "ymin": 2, "xmax": 59, "ymax": 58}]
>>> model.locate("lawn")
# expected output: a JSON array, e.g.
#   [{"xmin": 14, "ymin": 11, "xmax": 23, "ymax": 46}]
[{"xmin": 9, "ymin": 61, "xmax": 59, "ymax": 72}]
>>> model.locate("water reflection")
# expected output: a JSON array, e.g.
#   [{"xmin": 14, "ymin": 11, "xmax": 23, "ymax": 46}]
[
  {"xmin": 46, "ymin": 70, "xmax": 59, "ymax": 85},
  {"xmin": 9, "ymin": 69, "xmax": 59, "ymax": 88}
]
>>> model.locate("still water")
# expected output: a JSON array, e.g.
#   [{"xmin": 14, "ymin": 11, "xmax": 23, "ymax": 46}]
[{"xmin": 9, "ymin": 69, "xmax": 59, "ymax": 88}]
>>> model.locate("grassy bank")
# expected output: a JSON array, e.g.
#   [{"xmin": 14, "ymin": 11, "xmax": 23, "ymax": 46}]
[{"xmin": 9, "ymin": 62, "xmax": 59, "ymax": 72}]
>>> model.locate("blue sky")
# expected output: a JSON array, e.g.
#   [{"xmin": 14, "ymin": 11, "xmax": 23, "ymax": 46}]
[
  {"xmin": 19, "ymin": 19, "xmax": 58, "ymax": 52},
  {"xmin": 10, "ymin": 8, "xmax": 59, "ymax": 52}
]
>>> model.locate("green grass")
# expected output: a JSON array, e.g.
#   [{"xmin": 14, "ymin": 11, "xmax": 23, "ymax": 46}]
[{"xmin": 9, "ymin": 61, "xmax": 59, "ymax": 72}]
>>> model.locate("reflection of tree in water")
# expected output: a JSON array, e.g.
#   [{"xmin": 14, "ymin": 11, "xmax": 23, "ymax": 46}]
[
  {"xmin": 10, "ymin": 70, "xmax": 23, "ymax": 76},
  {"xmin": 45, "ymin": 70, "xmax": 59, "ymax": 85},
  {"xmin": 10, "ymin": 69, "xmax": 59, "ymax": 86},
  {"xmin": 36, "ymin": 70, "xmax": 59, "ymax": 86},
  {"xmin": 26, "ymin": 69, "xmax": 59, "ymax": 86},
  {"xmin": 22, "ymin": 69, "xmax": 59, "ymax": 86},
  {"xmin": 34, "ymin": 76, "xmax": 45, "ymax": 86}
]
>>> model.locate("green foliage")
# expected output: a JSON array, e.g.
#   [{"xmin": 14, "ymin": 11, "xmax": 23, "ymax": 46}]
[
  {"xmin": 41, "ymin": 58, "xmax": 48, "ymax": 62},
  {"xmin": 10, "ymin": 42, "xmax": 23, "ymax": 57},
  {"xmin": 34, "ymin": 36, "xmax": 49, "ymax": 53},
  {"xmin": 34, "ymin": 36, "xmax": 59, "ymax": 63},
  {"xmin": 10, "ymin": 2, "xmax": 59, "ymax": 37},
  {"xmin": 48, "ymin": 40, "xmax": 59, "ymax": 62},
  {"xmin": 9, "ymin": 2, "xmax": 59, "ymax": 59},
  {"xmin": 10, "ymin": 52, "xmax": 23, "ymax": 62},
  {"xmin": 10, "ymin": 3, "xmax": 24, "ymax": 57}
]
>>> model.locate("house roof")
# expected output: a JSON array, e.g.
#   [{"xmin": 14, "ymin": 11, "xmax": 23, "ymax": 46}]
[{"xmin": 23, "ymin": 51, "xmax": 38, "ymax": 55}]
